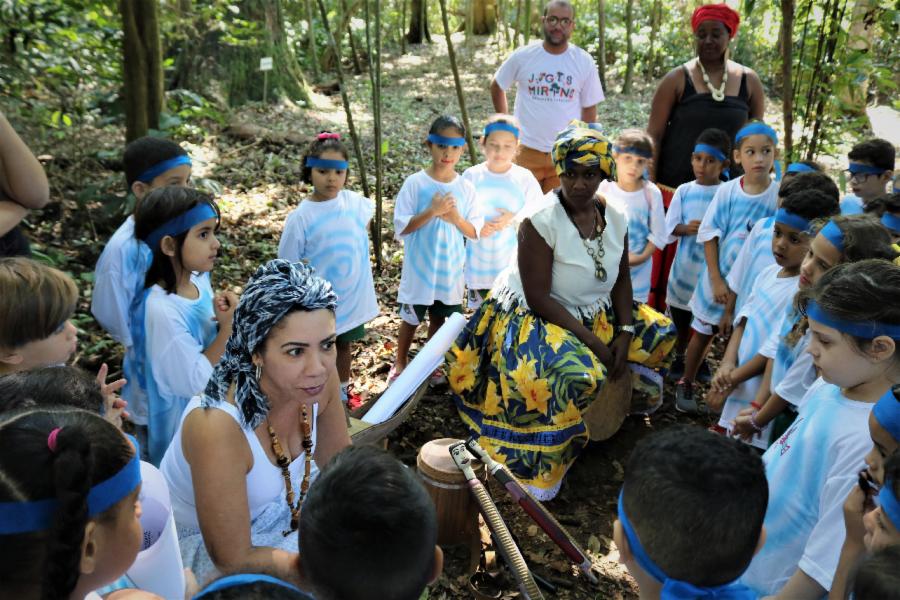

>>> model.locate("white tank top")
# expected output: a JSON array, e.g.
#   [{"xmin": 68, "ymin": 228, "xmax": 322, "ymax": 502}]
[{"xmin": 160, "ymin": 396, "xmax": 318, "ymax": 530}]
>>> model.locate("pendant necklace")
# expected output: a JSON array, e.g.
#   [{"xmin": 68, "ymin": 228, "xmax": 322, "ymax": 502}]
[{"xmin": 698, "ymin": 58, "xmax": 728, "ymax": 102}]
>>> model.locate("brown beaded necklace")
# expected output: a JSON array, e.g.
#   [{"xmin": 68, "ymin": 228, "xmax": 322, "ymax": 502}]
[{"xmin": 266, "ymin": 403, "xmax": 314, "ymax": 536}]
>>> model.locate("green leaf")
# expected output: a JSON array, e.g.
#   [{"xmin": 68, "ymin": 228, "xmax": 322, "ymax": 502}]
[{"xmin": 381, "ymin": 139, "xmax": 390, "ymax": 156}]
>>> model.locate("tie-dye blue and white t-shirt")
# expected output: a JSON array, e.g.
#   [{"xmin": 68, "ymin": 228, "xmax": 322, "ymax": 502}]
[
  {"xmin": 689, "ymin": 177, "xmax": 779, "ymax": 325},
  {"xmin": 759, "ymin": 304, "xmax": 817, "ymax": 407},
  {"xmin": 278, "ymin": 190, "xmax": 379, "ymax": 334},
  {"xmin": 462, "ymin": 163, "xmax": 545, "ymax": 290},
  {"xmin": 727, "ymin": 215, "xmax": 776, "ymax": 316},
  {"xmin": 840, "ymin": 194, "xmax": 864, "ymax": 215},
  {"xmin": 719, "ymin": 264, "xmax": 798, "ymax": 449},
  {"xmin": 394, "ymin": 170, "xmax": 482, "ymax": 305},
  {"xmin": 741, "ymin": 380, "xmax": 873, "ymax": 595},
  {"xmin": 599, "ymin": 180, "xmax": 667, "ymax": 303},
  {"xmin": 664, "ymin": 181, "xmax": 720, "ymax": 311}
]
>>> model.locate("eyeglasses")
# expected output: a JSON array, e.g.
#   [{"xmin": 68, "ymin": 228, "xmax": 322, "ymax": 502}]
[
  {"xmin": 544, "ymin": 16, "xmax": 573, "ymax": 27},
  {"xmin": 848, "ymin": 172, "xmax": 882, "ymax": 184}
]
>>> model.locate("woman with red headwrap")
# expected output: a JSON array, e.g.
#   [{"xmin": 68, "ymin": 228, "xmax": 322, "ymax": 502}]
[{"xmin": 644, "ymin": 3, "xmax": 765, "ymax": 311}]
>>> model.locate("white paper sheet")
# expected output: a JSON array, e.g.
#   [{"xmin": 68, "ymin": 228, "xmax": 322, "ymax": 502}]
[
  {"xmin": 363, "ymin": 312, "xmax": 467, "ymax": 424},
  {"xmin": 126, "ymin": 461, "xmax": 185, "ymax": 599}
]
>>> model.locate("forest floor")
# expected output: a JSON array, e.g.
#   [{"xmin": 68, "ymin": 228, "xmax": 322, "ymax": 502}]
[{"xmin": 28, "ymin": 34, "xmax": 764, "ymax": 599}]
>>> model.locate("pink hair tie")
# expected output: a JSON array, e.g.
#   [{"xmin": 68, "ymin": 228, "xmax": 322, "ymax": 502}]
[
  {"xmin": 316, "ymin": 132, "xmax": 341, "ymax": 140},
  {"xmin": 47, "ymin": 427, "xmax": 62, "ymax": 453}
]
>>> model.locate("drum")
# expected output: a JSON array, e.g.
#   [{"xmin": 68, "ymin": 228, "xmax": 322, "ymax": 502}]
[
  {"xmin": 582, "ymin": 373, "xmax": 633, "ymax": 441},
  {"xmin": 417, "ymin": 438, "xmax": 483, "ymax": 546}
]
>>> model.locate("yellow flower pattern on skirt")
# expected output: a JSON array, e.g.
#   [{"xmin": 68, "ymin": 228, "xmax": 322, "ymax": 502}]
[{"xmin": 447, "ymin": 297, "xmax": 676, "ymax": 500}]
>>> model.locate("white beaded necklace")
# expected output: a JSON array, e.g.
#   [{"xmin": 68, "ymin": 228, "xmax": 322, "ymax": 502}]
[{"xmin": 697, "ymin": 58, "xmax": 728, "ymax": 102}]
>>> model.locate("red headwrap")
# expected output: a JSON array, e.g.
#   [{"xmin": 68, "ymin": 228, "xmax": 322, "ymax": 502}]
[{"xmin": 691, "ymin": 4, "xmax": 740, "ymax": 38}]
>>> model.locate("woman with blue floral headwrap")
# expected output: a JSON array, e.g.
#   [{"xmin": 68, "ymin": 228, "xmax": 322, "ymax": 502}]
[
  {"xmin": 447, "ymin": 122, "xmax": 676, "ymax": 500},
  {"xmin": 160, "ymin": 259, "xmax": 351, "ymax": 584}
]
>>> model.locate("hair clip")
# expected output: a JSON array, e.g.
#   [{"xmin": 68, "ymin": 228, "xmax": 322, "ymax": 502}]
[
  {"xmin": 317, "ymin": 132, "xmax": 341, "ymax": 140},
  {"xmin": 47, "ymin": 427, "xmax": 62, "ymax": 453}
]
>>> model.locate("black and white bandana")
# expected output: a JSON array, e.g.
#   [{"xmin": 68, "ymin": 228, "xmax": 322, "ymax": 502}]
[{"xmin": 202, "ymin": 259, "xmax": 337, "ymax": 429}]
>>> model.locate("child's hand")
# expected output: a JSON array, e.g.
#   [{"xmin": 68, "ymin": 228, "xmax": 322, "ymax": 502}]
[
  {"xmin": 705, "ymin": 387, "xmax": 728, "ymax": 413},
  {"xmin": 718, "ymin": 303, "xmax": 735, "ymax": 337},
  {"xmin": 685, "ymin": 220, "xmax": 701, "ymax": 235},
  {"xmin": 480, "ymin": 221, "xmax": 498, "ymax": 237},
  {"xmin": 628, "ymin": 252, "xmax": 646, "ymax": 267},
  {"xmin": 712, "ymin": 278, "xmax": 730, "ymax": 304},
  {"xmin": 710, "ymin": 362, "xmax": 735, "ymax": 393},
  {"xmin": 731, "ymin": 409, "xmax": 759, "ymax": 442},
  {"xmin": 842, "ymin": 484, "xmax": 869, "ymax": 549},
  {"xmin": 183, "ymin": 568, "xmax": 200, "ymax": 599},
  {"xmin": 96, "ymin": 363, "xmax": 129, "ymax": 428},
  {"xmin": 214, "ymin": 291, "xmax": 239, "ymax": 329},
  {"xmin": 430, "ymin": 192, "xmax": 455, "ymax": 217}
]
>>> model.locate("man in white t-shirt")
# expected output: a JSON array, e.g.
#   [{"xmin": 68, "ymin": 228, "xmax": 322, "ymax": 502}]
[{"xmin": 490, "ymin": 1, "xmax": 605, "ymax": 192}]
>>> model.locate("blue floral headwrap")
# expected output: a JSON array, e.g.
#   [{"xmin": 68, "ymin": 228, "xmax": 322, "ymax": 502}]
[
  {"xmin": 203, "ymin": 259, "xmax": 337, "ymax": 429},
  {"xmin": 550, "ymin": 120, "xmax": 616, "ymax": 179}
]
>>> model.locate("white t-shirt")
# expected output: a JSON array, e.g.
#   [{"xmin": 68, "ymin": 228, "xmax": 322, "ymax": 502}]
[
  {"xmin": 461, "ymin": 163, "xmax": 545, "ymax": 290},
  {"xmin": 278, "ymin": 190, "xmax": 380, "ymax": 334},
  {"xmin": 91, "ymin": 216, "xmax": 153, "ymax": 348},
  {"xmin": 760, "ymin": 306, "xmax": 817, "ymax": 407},
  {"xmin": 727, "ymin": 215, "xmax": 776, "ymax": 316},
  {"xmin": 493, "ymin": 42, "xmax": 605, "ymax": 152},
  {"xmin": 719, "ymin": 264, "xmax": 799, "ymax": 449},
  {"xmin": 664, "ymin": 181, "xmax": 720, "ymax": 311},
  {"xmin": 493, "ymin": 191, "xmax": 627, "ymax": 320},
  {"xmin": 599, "ymin": 180, "xmax": 667, "ymax": 303},
  {"xmin": 394, "ymin": 170, "xmax": 482, "ymax": 306},
  {"xmin": 741, "ymin": 379, "xmax": 874, "ymax": 595}
]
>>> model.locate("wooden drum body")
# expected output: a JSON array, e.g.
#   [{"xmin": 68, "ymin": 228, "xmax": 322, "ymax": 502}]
[{"xmin": 417, "ymin": 438, "xmax": 483, "ymax": 547}]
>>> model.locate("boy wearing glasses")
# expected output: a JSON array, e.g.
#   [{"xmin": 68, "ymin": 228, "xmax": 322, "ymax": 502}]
[
  {"xmin": 490, "ymin": 0, "xmax": 604, "ymax": 193},
  {"xmin": 840, "ymin": 138, "xmax": 895, "ymax": 215}
]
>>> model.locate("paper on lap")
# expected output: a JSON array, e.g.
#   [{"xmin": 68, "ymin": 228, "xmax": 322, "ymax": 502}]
[
  {"xmin": 364, "ymin": 312, "xmax": 467, "ymax": 424},
  {"xmin": 126, "ymin": 462, "xmax": 185, "ymax": 599}
]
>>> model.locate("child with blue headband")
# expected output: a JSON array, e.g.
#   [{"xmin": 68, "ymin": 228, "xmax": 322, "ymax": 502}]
[
  {"xmin": 674, "ymin": 120, "xmax": 780, "ymax": 414},
  {"xmin": 461, "ymin": 114, "xmax": 544, "ymax": 309},
  {"xmin": 664, "ymin": 128, "xmax": 730, "ymax": 377},
  {"xmin": 831, "ymin": 391, "xmax": 900, "ymax": 599},
  {"xmin": 599, "ymin": 129, "xmax": 667, "ymax": 304},
  {"xmin": 390, "ymin": 115, "xmax": 482, "ymax": 385},
  {"xmin": 278, "ymin": 132, "xmax": 378, "ymax": 409},
  {"xmin": 92, "ymin": 137, "xmax": 193, "ymax": 446},
  {"xmin": 863, "ymin": 191, "xmax": 900, "ymax": 245},
  {"xmin": 129, "ymin": 186, "xmax": 237, "ymax": 464},
  {"xmin": 193, "ymin": 573, "xmax": 312, "ymax": 598},
  {"xmin": 731, "ymin": 215, "xmax": 896, "ymax": 445},
  {"xmin": 706, "ymin": 190, "xmax": 833, "ymax": 448},
  {"xmin": 615, "ymin": 425, "xmax": 767, "ymax": 600},
  {"xmin": 741, "ymin": 259, "xmax": 900, "ymax": 598},
  {"xmin": 841, "ymin": 138, "xmax": 895, "ymax": 215},
  {"xmin": 0, "ymin": 406, "xmax": 148, "ymax": 599}
]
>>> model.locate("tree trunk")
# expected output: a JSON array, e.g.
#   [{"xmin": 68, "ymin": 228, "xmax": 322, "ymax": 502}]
[
  {"xmin": 523, "ymin": 0, "xmax": 532, "ymax": 42},
  {"xmin": 780, "ymin": 0, "xmax": 794, "ymax": 161},
  {"xmin": 596, "ymin": 0, "xmax": 606, "ymax": 90},
  {"xmin": 438, "ymin": 0, "xmax": 478, "ymax": 164},
  {"xmin": 408, "ymin": 0, "xmax": 432, "ymax": 43},
  {"xmin": 365, "ymin": 0, "xmax": 384, "ymax": 268},
  {"xmin": 346, "ymin": 23, "xmax": 363, "ymax": 74},
  {"xmin": 399, "ymin": 0, "xmax": 408, "ymax": 53},
  {"xmin": 305, "ymin": 0, "xmax": 320, "ymax": 80},
  {"xmin": 120, "ymin": 0, "xmax": 163, "ymax": 142},
  {"xmin": 224, "ymin": 0, "xmax": 311, "ymax": 106},
  {"xmin": 512, "ymin": 0, "xmax": 523, "ymax": 47},
  {"xmin": 837, "ymin": 0, "xmax": 879, "ymax": 114},
  {"xmin": 471, "ymin": 0, "xmax": 497, "ymax": 35},
  {"xmin": 647, "ymin": 0, "xmax": 661, "ymax": 77},
  {"xmin": 622, "ymin": 0, "xmax": 634, "ymax": 94}
]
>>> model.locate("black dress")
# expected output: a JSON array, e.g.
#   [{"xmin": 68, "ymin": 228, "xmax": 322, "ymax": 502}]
[{"xmin": 655, "ymin": 65, "xmax": 751, "ymax": 190}]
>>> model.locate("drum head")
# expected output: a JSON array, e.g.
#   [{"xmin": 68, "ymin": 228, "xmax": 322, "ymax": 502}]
[{"xmin": 583, "ymin": 373, "xmax": 633, "ymax": 441}]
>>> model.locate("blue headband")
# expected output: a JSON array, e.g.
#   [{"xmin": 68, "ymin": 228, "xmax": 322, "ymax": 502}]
[
  {"xmin": 305, "ymin": 157, "xmax": 349, "ymax": 170},
  {"xmin": 819, "ymin": 220, "xmax": 845, "ymax": 252},
  {"xmin": 848, "ymin": 162, "xmax": 886, "ymax": 176},
  {"xmin": 694, "ymin": 144, "xmax": 727, "ymax": 162},
  {"xmin": 142, "ymin": 202, "xmax": 218, "ymax": 251},
  {"xmin": 0, "ymin": 434, "xmax": 142, "ymax": 535},
  {"xmin": 806, "ymin": 300, "xmax": 900, "ymax": 340},
  {"xmin": 877, "ymin": 478, "xmax": 900, "ymax": 533},
  {"xmin": 137, "ymin": 155, "xmax": 192, "ymax": 183},
  {"xmin": 786, "ymin": 163, "xmax": 816, "ymax": 174},
  {"xmin": 774, "ymin": 208, "xmax": 811, "ymax": 233},
  {"xmin": 483, "ymin": 122, "xmax": 519, "ymax": 139},
  {"xmin": 614, "ymin": 144, "xmax": 653, "ymax": 160},
  {"xmin": 427, "ymin": 133, "xmax": 466, "ymax": 146},
  {"xmin": 193, "ymin": 573, "xmax": 304, "ymax": 598},
  {"xmin": 882, "ymin": 212, "xmax": 900, "ymax": 235},
  {"xmin": 617, "ymin": 491, "xmax": 756, "ymax": 600},
  {"xmin": 873, "ymin": 387, "xmax": 900, "ymax": 442},
  {"xmin": 735, "ymin": 123, "xmax": 778, "ymax": 146}
]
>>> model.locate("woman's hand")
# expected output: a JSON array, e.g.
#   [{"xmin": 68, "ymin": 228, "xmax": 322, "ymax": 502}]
[
  {"xmin": 587, "ymin": 336, "xmax": 614, "ymax": 368},
  {"xmin": 609, "ymin": 333, "xmax": 632, "ymax": 379}
]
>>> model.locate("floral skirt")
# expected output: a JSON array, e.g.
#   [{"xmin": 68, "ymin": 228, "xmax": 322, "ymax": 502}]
[{"xmin": 447, "ymin": 297, "xmax": 676, "ymax": 500}]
